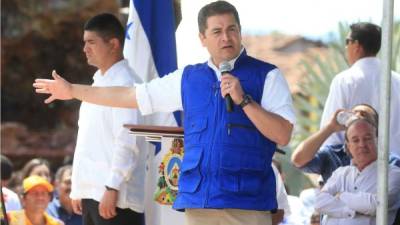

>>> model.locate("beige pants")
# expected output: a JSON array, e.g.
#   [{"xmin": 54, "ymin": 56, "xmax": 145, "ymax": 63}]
[{"xmin": 185, "ymin": 208, "xmax": 272, "ymax": 225}]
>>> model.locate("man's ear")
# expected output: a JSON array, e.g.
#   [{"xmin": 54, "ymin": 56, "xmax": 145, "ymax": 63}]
[
  {"xmin": 109, "ymin": 38, "xmax": 121, "ymax": 52},
  {"xmin": 354, "ymin": 41, "xmax": 366, "ymax": 58},
  {"xmin": 199, "ymin": 32, "xmax": 206, "ymax": 47}
]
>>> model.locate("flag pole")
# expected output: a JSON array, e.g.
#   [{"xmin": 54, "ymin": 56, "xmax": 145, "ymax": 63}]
[{"xmin": 377, "ymin": 0, "xmax": 393, "ymax": 224}]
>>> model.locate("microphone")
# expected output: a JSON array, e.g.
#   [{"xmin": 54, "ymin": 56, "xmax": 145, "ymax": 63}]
[{"xmin": 219, "ymin": 61, "xmax": 234, "ymax": 112}]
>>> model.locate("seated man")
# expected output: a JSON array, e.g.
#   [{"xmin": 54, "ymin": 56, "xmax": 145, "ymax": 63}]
[
  {"xmin": 47, "ymin": 165, "xmax": 82, "ymax": 225},
  {"xmin": 315, "ymin": 118, "xmax": 400, "ymax": 225},
  {"xmin": 291, "ymin": 104, "xmax": 399, "ymax": 183},
  {"xmin": 7, "ymin": 175, "xmax": 63, "ymax": 225}
]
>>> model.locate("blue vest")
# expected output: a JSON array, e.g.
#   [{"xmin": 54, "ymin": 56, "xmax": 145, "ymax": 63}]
[{"xmin": 173, "ymin": 51, "xmax": 278, "ymax": 211}]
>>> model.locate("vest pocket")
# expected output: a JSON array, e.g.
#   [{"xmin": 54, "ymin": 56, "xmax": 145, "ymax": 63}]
[
  {"xmin": 179, "ymin": 147, "xmax": 203, "ymax": 193},
  {"xmin": 185, "ymin": 116, "xmax": 208, "ymax": 143},
  {"xmin": 219, "ymin": 149, "xmax": 267, "ymax": 195},
  {"xmin": 186, "ymin": 117, "xmax": 208, "ymax": 134},
  {"xmin": 225, "ymin": 122, "xmax": 260, "ymax": 147}
]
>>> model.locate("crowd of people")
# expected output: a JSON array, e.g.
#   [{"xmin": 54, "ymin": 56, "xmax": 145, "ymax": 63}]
[
  {"xmin": 1, "ymin": 1, "xmax": 399, "ymax": 225},
  {"xmin": 1, "ymin": 156, "xmax": 81, "ymax": 225}
]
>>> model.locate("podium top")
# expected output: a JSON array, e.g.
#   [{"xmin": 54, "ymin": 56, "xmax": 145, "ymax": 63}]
[
  {"xmin": 123, "ymin": 124, "xmax": 285, "ymax": 154},
  {"xmin": 124, "ymin": 124, "xmax": 184, "ymax": 138}
]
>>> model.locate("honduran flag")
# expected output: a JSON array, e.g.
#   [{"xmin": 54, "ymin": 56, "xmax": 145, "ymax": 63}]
[{"xmin": 123, "ymin": 1, "xmax": 183, "ymax": 225}]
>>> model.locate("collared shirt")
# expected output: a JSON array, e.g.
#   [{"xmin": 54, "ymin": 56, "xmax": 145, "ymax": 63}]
[
  {"xmin": 315, "ymin": 161, "xmax": 400, "ymax": 225},
  {"xmin": 136, "ymin": 48, "xmax": 296, "ymax": 126},
  {"xmin": 320, "ymin": 57, "xmax": 400, "ymax": 158},
  {"xmin": 47, "ymin": 198, "xmax": 82, "ymax": 225},
  {"xmin": 70, "ymin": 59, "xmax": 147, "ymax": 213}
]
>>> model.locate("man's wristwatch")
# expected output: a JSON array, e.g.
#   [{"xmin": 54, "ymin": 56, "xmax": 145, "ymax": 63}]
[{"xmin": 239, "ymin": 94, "xmax": 252, "ymax": 108}]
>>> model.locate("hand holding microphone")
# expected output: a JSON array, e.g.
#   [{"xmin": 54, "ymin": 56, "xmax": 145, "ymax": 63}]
[{"xmin": 219, "ymin": 61, "xmax": 234, "ymax": 112}]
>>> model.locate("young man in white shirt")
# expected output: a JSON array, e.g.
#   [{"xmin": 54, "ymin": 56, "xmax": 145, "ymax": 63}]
[
  {"xmin": 67, "ymin": 13, "xmax": 145, "ymax": 225},
  {"xmin": 34, "ymin": 2, "xmax": 295, "ymax": 225}
]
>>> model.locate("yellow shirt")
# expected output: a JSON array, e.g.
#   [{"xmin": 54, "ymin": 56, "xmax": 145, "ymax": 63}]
[{"xmin": 7, "ymin": 210, "xmax": 63, "ymax": 225}]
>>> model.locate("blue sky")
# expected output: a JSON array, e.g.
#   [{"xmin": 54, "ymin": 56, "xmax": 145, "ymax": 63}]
[{"xmin": 176, "ymin": 0, "xmax": 399, "ymax": 67}]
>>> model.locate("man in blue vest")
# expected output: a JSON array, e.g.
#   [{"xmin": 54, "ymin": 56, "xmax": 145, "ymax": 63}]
[{"xmin": 34, "ymin": 1, "xmax": 295, "ymax": 224}]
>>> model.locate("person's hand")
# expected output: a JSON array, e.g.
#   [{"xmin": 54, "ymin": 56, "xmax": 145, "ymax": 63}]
[
  {"xmin": 327, "ymin": 109, "xmax": 346, "ymax": 132},
  {"xmin": 71, "ymin": 199, "xmax": 83, "ymax": 215},
  {"xmin": 33, "ymin": 70, "xmax": 73, "ymax": 104},
  {"xmin": 220, "ymin": 74, "xmax": 244, "ymax": 105},
  {"xmin": 99, "ymin": 189, "xmax": 118, "ymax": 219}
]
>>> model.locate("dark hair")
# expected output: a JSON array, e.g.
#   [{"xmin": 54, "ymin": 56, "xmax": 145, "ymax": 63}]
[
  {"xmin": 54, "ymin": 165, "xmax": 72, "ymax": 183},
  {"xmin": 349, "ymin": 22, "xmax": 381, "ymax": 56},
  {"xmin": 21, "ymin": 158, "xmax": 51, "ymax": 179},
  {"xmin": 198, "ymin": 1, "xmax": 240, "ymax": 34},
  {"xmin": 84, "ymin": 13, "xmax": 125, "ymax": 47},
  {"xmin": 344, "ymin": 118, "xmax": 377, "ymax": 141},
  {"xmin": 1, "ymin": 155, "xmax": 14, "ymax": 180}
]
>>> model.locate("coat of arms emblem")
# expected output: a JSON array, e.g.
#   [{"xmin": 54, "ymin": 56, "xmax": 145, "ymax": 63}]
[{"xmin": 154, "ymin": 138, "xmax": 184, "ymax": 205}]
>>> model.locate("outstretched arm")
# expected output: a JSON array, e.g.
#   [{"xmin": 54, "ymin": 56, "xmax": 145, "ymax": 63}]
[
  {"xmin": 291, "ymin": 109, "xmax": 344, "ymax": 167},
  {"xmin": 33, "ymin": 70, "xmax": 138, "ymax": 108}
]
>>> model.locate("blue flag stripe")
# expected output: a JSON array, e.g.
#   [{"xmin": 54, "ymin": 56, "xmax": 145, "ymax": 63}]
[{"xmin": 132, "ymin": 0, "xmax": 178, "ymax": 77}]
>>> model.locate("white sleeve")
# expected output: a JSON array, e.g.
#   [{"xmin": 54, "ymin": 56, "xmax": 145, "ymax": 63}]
[
  {"xmin": 315, "ymin": 168, "xmax": 356, "ymax": 218},
  {"xmin": 135, "ymin": 69, "xmax": 183, "ymax": 115},
  {"xmin": 337, "ymin": 167, "xmax": 400, "ymax": 216},
  {"xmin": 106, "ymin": 105, "xmax": 139, "ymax": 190},
  {"xmin": 320, "ymin": 74, "xmax": 347, "ymax": 146},
  {"xmin": 339, "ymin": 192, "xmax": 377, "ymax": 215},
  {"xmin": 315, "ymin": 191, "xmax": 355, "ymax": 218},
  {"xmin": 261, "ymin": 68, "xmax": 296, "ymax": 125}
]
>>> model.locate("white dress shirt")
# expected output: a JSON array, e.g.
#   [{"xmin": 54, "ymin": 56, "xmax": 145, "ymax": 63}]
[
  {"xmin": 315, "ymin": 161, "xmax": 400, "ymax": 225},
  {"xmin": 70, "ymin": 59, "xmax": 146, "ymax": 213},
  {"xmin": 136, "ymin": 49, "xmax": 296, "ymax": 127},
  {"xmin": 320, "ymin": 57, "xmax": 400, "ymax": 157}
]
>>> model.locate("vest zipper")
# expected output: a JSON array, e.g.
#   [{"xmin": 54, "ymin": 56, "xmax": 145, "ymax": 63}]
[
  {"xmin": 227, "ymin": 123, "xmax": 256, "ymax": 135},
  {"xmin": 213, "ymin": 82, "xmax": 219, "ymax": 96}
]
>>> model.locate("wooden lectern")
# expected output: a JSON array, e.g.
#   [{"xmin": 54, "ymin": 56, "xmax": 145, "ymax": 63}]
[{"xmin": 124, "ymin": 124, "xmax": 183, "ymax": 142}]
